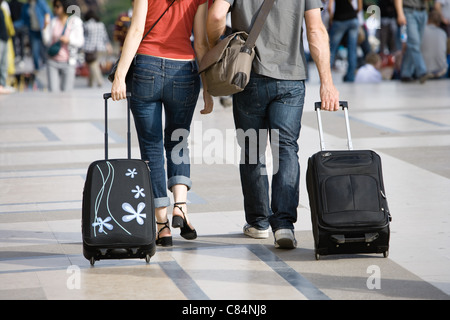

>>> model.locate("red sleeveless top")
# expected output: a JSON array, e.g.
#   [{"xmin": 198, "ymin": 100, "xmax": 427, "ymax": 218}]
[{"xmin": 137, "ymin": 0, "xmax": 207, "ymax": 60}]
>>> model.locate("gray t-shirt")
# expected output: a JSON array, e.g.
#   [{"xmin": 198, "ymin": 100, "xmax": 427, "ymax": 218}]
[{"xmin": 225, "ymin": 0, "xmax": 323, "ymax": 80}]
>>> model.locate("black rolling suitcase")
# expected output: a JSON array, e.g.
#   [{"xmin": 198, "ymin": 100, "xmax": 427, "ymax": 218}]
[
  {"xmin": 306, "ymin": 101, "xmax": 391, "ymax": 260},
  {"xmin": 82, "ymin": 93, "xmax": 156, "ymax": 266}
]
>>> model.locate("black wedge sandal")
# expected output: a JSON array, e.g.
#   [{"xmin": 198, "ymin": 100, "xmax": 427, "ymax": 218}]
[
  {"xmin": 172, "ymin": 202, "xmax": 197, "ymax": 240},
  {"xmin": 156, "ymin": 220, "xmax": 173, "ymax": 246}
]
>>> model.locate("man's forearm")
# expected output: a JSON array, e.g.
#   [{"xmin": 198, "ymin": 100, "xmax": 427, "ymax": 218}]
[
  {"xmin": 305, "ymin": 9, "xmax": 340, "ymax": 111},
  {"xmin": 307, "ymin": 23, "xmax": 333, "ymax": 85},
  {"xmin": 207, "ymin": 0, "xmax": 229, "ymax": 47},
  {"xmin": 207, "ymin": 20, "xmax": 226, "ymax": 48},
  {"xmin": 206, "ymin": 16, "xmax": 226, "ymax": 48}
]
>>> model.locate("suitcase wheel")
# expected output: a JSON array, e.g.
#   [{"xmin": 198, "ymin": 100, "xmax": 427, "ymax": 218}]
[
  {"xmin": 90, "ymin": 257, "xmax": 96, "ymax": 266},
  {"xmin": 383, "ymin": 250, "xmax": 389, "ymax": 258}
]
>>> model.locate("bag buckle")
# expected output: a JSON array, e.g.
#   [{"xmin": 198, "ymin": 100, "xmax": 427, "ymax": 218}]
[{"xmin": 240, "ymin": 45, "xmax": 253, "ymax": 55}]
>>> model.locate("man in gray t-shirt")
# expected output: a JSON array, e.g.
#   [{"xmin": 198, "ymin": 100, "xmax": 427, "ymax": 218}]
[
  {"xmin": 207, "ymin": 0, "xmax": 340, "ymax": 249},
  {"xmin": 226, "ymin": 0, "xmax": 318, "ymax": 80}
]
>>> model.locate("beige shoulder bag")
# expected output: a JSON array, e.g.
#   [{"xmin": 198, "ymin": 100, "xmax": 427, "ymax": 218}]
[{"xmin": 199, "ymin": 0, "xmax": 275, "ymax": 96}]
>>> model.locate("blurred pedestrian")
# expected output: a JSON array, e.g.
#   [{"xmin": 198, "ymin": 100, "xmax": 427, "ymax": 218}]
[
  {"xmin": 435, "ymin": 0, "xmax": 450, "ymax": 36},
  {"xmin": 395, "ymin": 0, "xmax": 430, "ymax": 83},
  {"xmin": 113, "ymin": 0, "xmax": 133, "ymax": 53},
  {"xmin": 17, "ymin": 0, "xmax": 51, "ymax": 71},
  {"xmin": 42, "ymin": 0, "xmax": 84, "ymax": 92},
  {"xmin": 379, "ymin": 0, "xmax": 400, "ymax": 56},
  {"xmin": 0, "ymin": 0, "xmax": 15, "ymax": 94},
  {"xmin": 83, "ymin": 9, "xmax": 111, "ymax": 87},
  {"xmin": 355, "ymin": 52, "xmax": 383, "ymax": 83},
  {"xmin": 421, "ymin": 10, "xmax": 449, "ymax": 79},
  {"xmin": 8, "ymin": 0, "xmax": 25, "ymax": 64},
  {"xmin": 328, "ymin": 0, "xmax": 363, "ymax": 82}
]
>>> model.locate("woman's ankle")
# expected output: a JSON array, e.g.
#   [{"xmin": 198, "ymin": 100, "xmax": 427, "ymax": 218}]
[
  {"xmin": 173, "ymin": 202, "xmax": 187, "ymax": 217},
  {"xmin": 156, "ymin": 220, "xmax": 171, "ymax": 237}
]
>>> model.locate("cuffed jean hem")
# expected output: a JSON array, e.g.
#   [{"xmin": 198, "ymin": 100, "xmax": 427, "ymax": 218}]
[
  {"xmin": 269, "ymin": 224, "xmax": 295, "ymax": 232},
  {"xmin": 154, "ymin": 196, "xmax": 171, "ymax": 209},
  {"xmin": 167, "ymin": 175, "xmax": 192, "ymax": 191}
]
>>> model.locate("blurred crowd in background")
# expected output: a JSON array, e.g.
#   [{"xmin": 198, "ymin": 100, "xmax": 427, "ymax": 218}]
[{"xmin": 0, "ymin": 0, "xmax": 449, "ymax": 94}]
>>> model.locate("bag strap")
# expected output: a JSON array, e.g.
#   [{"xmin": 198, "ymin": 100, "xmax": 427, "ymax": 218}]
[
  {"xmin": 60, "ymin": 18, "xmax": 69, "ymax": 36},
  {"xmin": 243, "ymin": 0, "xmax": 276, "ymax": 52},
  {"xmin": 140, "ymin": 0, "xmax": 176, "ymax": 43}
]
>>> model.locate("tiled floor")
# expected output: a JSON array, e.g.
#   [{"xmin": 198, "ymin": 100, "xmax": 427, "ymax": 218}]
[{"xmin": 0, "ymin": 69, "xmax": 449, "ymax": 300}]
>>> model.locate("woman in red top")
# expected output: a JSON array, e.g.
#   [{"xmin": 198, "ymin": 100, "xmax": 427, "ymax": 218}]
[{"xmin": 111, "ymin": 0, "xmax": 213, "ymax": 247}]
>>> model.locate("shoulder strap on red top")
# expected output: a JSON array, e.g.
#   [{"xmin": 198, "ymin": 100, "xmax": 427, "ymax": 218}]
[{"xmin": 141, "ymin": 0, "xmax": 177, "ymax": 42}]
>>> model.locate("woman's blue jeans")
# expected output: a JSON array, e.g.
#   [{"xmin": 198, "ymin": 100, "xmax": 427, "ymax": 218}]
[
  {"xmin": 130, "ymin": 54, "xmax": 200, "ymax": 208},
  {"xmin": 329, "ymin": 18, "xmax": 359, "ymax": 82},
  {"xmin": 233, "ymin": 74, "xmax": 305, "ymax": 231}
]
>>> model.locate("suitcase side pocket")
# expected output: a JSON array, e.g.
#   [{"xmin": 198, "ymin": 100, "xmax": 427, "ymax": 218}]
[{"xmin": 320, "ymin": 174, "xmax": 387, "ymax": 228}]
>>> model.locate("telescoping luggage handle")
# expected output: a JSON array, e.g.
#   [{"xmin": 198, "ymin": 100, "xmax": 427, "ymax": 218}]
[
  {"xmin": 103, "ymin": 92, "xmax": 132, "ymax": 160},
  {"xmin": 314, "ymin": 101, "xmax": 353, "ymax": 151}
]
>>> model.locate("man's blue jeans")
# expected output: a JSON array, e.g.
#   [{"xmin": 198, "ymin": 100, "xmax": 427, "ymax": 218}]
[
  {"xmin": 130, "ymin": 54, "xmax": 200, "ymax": 208},
  {"xmin": 401, "ymin": 8, "xmax": 428, "ymax": 79},
  {"xmin": 233, "ymin": 74, "xmax": 305, "ymax": 231},
  {"xmin": 329, "ymin": 18, "xmax": 359, "ymax": 82}
]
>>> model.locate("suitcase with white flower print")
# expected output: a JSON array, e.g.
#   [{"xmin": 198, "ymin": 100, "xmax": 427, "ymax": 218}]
[{"xmin": 82, "ymin": 93, "xmax": 156, "ymax": 266}]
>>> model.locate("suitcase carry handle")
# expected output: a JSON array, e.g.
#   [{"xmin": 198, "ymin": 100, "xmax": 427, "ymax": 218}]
[
  {"xmin": 314, "ymin": 101, "xmax": 348, "ymax": 111},
  {"xmin": 314, "ymin": 101, "xmax": 353, "ymax": 151},
  {"xmin": 102, "ymin": 93, "xmax": 131, "ymax": 99},
  {"xmin": 331, "ymin": 233, "xmax": 379, "ymax": 244},
  {"xmin": 103, "ymin": 92, "xmax": 132, "ymax": 160}
]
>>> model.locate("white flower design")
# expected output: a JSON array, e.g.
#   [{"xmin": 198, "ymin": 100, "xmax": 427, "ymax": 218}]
[
  {"xmin": 92, "ymin": 217, "xmax": 113, "ymax": 234},
  {"xmin": 125, "ymin": 168, "xmax": 137, "ymax": 178},
  {"xmin": 122, "ymin": 202, "xmax": 146, "ymax": 225},
  {"xmin": 132, "ymin": 185, "xmax": 145, "ymax": 199}
]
